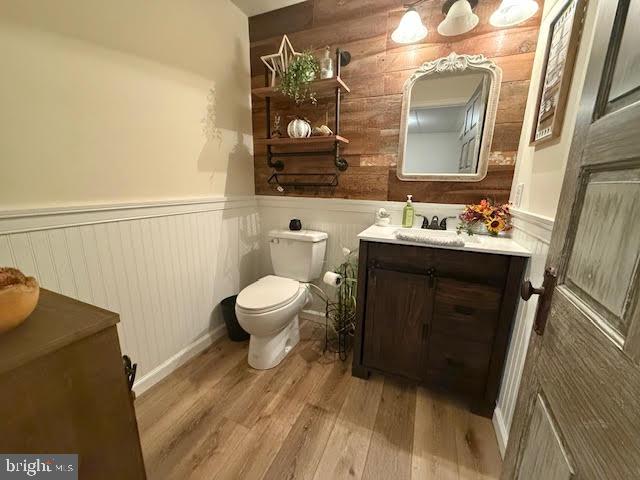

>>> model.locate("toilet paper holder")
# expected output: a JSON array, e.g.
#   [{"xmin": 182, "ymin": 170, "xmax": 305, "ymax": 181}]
[{"xmin": 323, "ymin": 271, "xmax": 343, "ymax": 287}]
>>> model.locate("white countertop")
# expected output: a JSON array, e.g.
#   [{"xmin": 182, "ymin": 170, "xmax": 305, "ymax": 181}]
[{"xmin": 357, "ymin": 225, "xmax": 531, "ymax": 257}]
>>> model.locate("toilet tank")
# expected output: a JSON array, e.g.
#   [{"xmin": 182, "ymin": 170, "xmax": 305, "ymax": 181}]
[{"xmin": 269, "ymin": 229, "xmax": 328, "ymax": 282}]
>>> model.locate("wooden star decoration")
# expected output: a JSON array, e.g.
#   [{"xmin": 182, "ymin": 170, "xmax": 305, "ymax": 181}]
[{"xmin": 260, "ymin": 34, "xmax": 300, "ymax": 87}]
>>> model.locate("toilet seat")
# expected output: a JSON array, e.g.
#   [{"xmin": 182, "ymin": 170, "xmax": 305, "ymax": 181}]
[{"xmin": 236, "ymin": 275, "xmax": 301, "ymax": 314}]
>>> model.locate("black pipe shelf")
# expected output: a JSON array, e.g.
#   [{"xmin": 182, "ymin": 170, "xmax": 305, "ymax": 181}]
[
  {"xmin": 268, "ymin": 173, "xmax": 339, "ymax": 188},
  {"xmin": 256, "ymin": 48, "xmax": 352, "ymax": 186},
  {"xmin": 258, "ymin": 135, "xmax": 349, "ymax": 147}
]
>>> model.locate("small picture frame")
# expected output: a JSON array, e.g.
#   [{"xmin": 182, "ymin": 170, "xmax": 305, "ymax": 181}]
[{"xmin": 530, "ymin": 0, "xmax": 587, "ymax": 146}]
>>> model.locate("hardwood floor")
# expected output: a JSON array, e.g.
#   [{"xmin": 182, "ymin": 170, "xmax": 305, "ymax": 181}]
[{"xmin": 135, "ymin": 322, "xmax": 502, "ymax": 479}]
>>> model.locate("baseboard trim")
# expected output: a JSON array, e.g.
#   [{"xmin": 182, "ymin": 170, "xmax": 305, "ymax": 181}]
[
  {"xmin": 493, "ymin": 406, "xmax": 509, "ymax": 458},
  {"xmin": 132, "ymin": 323, "xmax": 227, "ymax": 396}
]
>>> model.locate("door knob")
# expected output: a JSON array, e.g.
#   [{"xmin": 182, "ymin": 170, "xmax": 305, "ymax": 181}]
[
  {"xmin": 521, "ymin": 280, "xmax": 544, "ymax": 300},
  {"xmin": 521, "ymin": 267, "xmax": 558, "ymax": 336}
]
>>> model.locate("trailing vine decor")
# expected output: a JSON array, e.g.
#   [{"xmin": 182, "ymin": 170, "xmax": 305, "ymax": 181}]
[
  {"xmin": 278, "ymin": 51, "xmax": 320, "ymax": 105},
  {"xmin": 324, "ymin": 247, "xmax": 358, "ymax": 360}
]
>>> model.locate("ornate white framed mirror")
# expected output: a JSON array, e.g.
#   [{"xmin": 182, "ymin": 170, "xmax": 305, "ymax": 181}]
[{"xmin": 397, "ymin": 53, "xmax": 502, "ymax": 182}]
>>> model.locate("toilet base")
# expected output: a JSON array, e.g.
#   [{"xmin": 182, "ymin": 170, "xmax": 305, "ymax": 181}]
[{"xmin": 247, "ymin": 315, "xmax": 300, "ymax": 369}]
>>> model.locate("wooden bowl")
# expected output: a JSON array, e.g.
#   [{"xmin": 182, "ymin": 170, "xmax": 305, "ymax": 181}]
[{"xmin": 0, "ymin": 276, "xmax": 39, "ymax": 334}]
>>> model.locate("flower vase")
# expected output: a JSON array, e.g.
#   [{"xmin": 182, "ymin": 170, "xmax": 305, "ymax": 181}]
[{"xmin": 470, "ymin": 222, "xmax": 490, "ymax": 235}]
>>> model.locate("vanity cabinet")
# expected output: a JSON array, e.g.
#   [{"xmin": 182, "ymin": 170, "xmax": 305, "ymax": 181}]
[{"xmin": 352, "ymin": 241, "xmax": 526, "ymax": 417}]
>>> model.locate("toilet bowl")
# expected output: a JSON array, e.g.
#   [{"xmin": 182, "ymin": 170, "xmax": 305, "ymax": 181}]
[
  {"xmin": 235, "ymin": 229, "xmax": 327, "ymax": 370},
  {"xmin": 236, "ymin": 275, "xmax": 311, "ymax": 369}
]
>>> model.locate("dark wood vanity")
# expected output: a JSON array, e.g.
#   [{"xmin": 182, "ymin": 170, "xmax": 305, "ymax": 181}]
[{"xmin": 352, "ymin": 240, "xmax": 527, "ymax": 417}]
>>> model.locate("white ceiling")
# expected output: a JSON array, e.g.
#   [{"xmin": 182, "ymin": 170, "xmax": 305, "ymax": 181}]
[
  {"xmin": 408, "ymin": 106, "xmax": 465, "ymax": 134},
  {"xmin": 231, "ymin": 0, "xmax": 307, "ymax": 17}
]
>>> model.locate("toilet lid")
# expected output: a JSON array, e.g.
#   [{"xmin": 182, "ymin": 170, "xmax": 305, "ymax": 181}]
[{"xmin": 236, "ymin": 275, "xmax": 301, "ymax": 312}]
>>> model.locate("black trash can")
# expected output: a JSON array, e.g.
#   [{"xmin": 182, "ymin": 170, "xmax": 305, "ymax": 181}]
[{"xmin": 220, "ymin": 295, "xmax": 249, "ymax": 342}]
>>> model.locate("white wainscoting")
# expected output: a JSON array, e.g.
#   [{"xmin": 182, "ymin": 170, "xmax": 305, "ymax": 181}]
[
  {"xmin": 0, "ymin": 194, "xmax": 553, "ymax": 438},
  {"xmin": 0, "ymin": 196, "xmax": 260, "ymax": 395},
  {"xmin": 492, "ymin": 207, "xmax": 554, "ymax": 456}
]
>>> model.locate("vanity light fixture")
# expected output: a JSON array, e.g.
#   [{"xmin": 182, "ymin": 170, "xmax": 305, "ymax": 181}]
[
  {"xmin": 392, "ymin": 0, "xmax": 539, "ymax": 44},
  {"xmin": 391, "ymin": 6, "xmax": 429, "ymax": 44},
  {"xmin": 489, "ymin": 0, "xmax": 539, "ymax": 27},
  {"xmin": 437, "ymin": 0, "xmax": 479, "ymax": 36}
]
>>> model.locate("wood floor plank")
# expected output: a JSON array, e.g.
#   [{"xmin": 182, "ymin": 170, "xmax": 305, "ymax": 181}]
[
  {"xmin": 262, "ymin": 403, "xmax": 338, "ymax": 480},
  {"xmin": 141, "ymin": 359, "xmax": 257, "ymax": 469},
  {"xmin": 136, "ymin": 338, "xmax": 248, "ymax": 435},
  {"xmin": 136, "ymin": 332, "xmax": 503, "ymax": 480},
  {"xmin": 220, "ymin": 355, "xmax": 290, "ymax": 428},
  {"xmin": 158, "ymin": 414, "xmax": 248, "ymax": 480},
  {"xmin": 307, "ymin": 353, "xmax": 353, "ymax": 413},
  {"xmin": 453, "ymin": 403, "xmax": 502, "ymax": 480},
  {"xmin": 313, "ymin": 375, "xmax": 384, "ymax": 480},
  {"xmin": 215, "ymin": 351, "xmax": 327, "ymax": 480},
  {"xmin": 411, "ymin": 387, "xmax": 460, "ymax": 480},
  {"xmin": 362, "ymin": 378, "xmax": 417, "ymax": 480}
]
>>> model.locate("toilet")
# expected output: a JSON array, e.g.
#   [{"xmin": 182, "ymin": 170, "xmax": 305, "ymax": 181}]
[{"xmin": 235, "ymin": 229, "xmax": 328, "ymax": 369}]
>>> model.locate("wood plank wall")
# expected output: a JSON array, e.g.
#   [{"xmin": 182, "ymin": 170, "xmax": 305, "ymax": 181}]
[{"xmin": 249, "ymin": 0, "xmax": 541, "ymax": 203}]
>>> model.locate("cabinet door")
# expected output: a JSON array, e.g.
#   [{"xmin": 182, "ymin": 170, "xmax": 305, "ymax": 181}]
[
  {"xmin": 426, "ymin": 277, "xmax": 501, "ymax": 398},
  {"xmin": 362, "ymin": 267, "xmax": 431, "ymax": 380}
]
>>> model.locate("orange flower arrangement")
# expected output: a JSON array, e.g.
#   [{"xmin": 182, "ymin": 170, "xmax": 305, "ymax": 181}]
[{"xmin": 457, "ymin": 199, "xmax": 512, "ymax": 236}]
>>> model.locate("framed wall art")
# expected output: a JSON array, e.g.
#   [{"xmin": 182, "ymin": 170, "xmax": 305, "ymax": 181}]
[{"xmin": 530, "ymin": 0, "xmax": 587, "ymax": 146}]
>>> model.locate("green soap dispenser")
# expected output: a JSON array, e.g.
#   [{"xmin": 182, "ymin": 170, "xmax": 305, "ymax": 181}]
[{"xmin": 402, "ymin": 194, "xmax": 415, "ymax": 228}]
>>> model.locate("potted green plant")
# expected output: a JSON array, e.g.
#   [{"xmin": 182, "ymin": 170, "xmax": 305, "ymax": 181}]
[{"xmin": 278, "ymin": 51, "xmax": 320, "ymax": 105}]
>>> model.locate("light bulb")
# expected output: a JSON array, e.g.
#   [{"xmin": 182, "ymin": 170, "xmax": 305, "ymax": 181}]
[
  {"xmin": 392, "ymin": 7, "xmax": 428, "ymax": 44},
  {"xmin": 490, "ymin": 0, "xmax": 539, "ymax": 27},
  {"xmin": 437, "ymin": 0, "xmax": 479, "ymax": 36}
]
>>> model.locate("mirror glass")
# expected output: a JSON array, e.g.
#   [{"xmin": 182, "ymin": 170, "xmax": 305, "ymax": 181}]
[
  {"xmin": 405, "ymin": 73, "xmax": 487, "ymax": 175},
  {"xmin": 397, "ymin": 54, "xmax": 501, "ymax": 182}
]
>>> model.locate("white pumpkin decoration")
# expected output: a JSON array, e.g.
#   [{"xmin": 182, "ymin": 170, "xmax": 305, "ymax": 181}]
[{"xmin": 287, "ymin": 118, "xmax": 312, "ymax": 138}]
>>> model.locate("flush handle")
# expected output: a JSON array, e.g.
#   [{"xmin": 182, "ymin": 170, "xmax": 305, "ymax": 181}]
[{"xmin": 521, "ymin": 266, "xmax": 558, "ymax": 336}]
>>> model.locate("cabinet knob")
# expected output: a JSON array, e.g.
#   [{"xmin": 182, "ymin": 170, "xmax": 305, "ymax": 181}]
[
  {"xmin": 425, "ymin": 268, "xmax": 437, "ymax": 288},
  {"xmin": 123, "ymin": 355, "xmax": 137, "ymax": 392}
]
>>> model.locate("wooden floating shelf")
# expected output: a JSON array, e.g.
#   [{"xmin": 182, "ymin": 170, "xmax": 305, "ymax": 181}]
[
  {"xmin": 252, "ymin": 76, "xmax": 350, "ymax": 99},
  {"xmin": 259, "ymin": 135, "xmax": 349, "ymax": 146}
]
